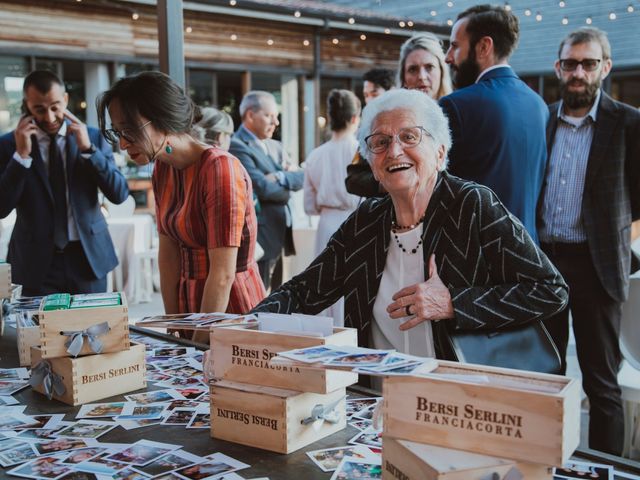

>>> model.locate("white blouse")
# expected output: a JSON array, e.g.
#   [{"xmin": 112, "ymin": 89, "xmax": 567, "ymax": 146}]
[{"xmin": 371, "ymin": 226, "xmax": 435, "ymax": 357}]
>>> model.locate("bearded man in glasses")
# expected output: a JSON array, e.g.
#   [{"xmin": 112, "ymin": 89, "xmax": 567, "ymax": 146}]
[
  {"xmin": 538, "ymin": 27, "xmax": 640, "ymax": 455},
  {"xmin": 0, "ymin": 70, "xmax": 128, "ymax": 295}
]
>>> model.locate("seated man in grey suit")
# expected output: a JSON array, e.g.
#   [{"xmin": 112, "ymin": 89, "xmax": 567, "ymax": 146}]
[{"xmin": 229, "ymin": 91, "xmax": 303, "ymax": 291}]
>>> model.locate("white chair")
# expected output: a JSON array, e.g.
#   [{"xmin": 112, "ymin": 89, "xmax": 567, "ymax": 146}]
[
  {"xmin": 619, "ymin": 274, "xmax": 640, "ymax": 459},
  {"xmin": 104, "ymin": 195, "xmax": 136, "ymax": 218}
]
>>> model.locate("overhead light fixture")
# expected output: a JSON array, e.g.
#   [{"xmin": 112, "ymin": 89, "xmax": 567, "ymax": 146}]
[
  {"xmin": 332, "ymin": 38, "xmax": 339, "ymax": 44},
  {"xmin": 535, "ymin": 12, "xmax": 543, "ymax": 21},
  {"xmin": 294, "ymin": 10, "xmax": 301, "ymax": 18},
  {"xmin": 230, "ymin": 34, "xmax": 238, "ymax": 40},
  {"xmin": 131, "ymin": 12, "xmax": 139, "ymax": 20},
  {"xmin": 185, "ymin": 26, "xmax": 192, "ymax": 33},
  {"xmin": 229, "ymin": 0, "xmax": 237, "ymax": 5},
  {"xmin": 609, "ymin": 11, "xmax": 617, "ymax": 19},
  {"xmin": 399, "ymin": 21, "xmax": 405, "ymax": 27},
  {"xmin": 559, "ymin": 1, "xmax": 566, "ymax": 7},
  {"xmin": 561, "ymin": 16, "xmax": 569, "ymax": 25},
  {"xmin": 447, "ymin": 1, "xmax": 453, "ymax": 7},
  {"xmin": 384, "ymin": 28, "xmax": 391, "ymax": 34},
  {"xmin": 303, "ymin": 39, "xmax": 310, "ymax": 46},
  {"xmin": 628, "ymin": 4, "xmax": 635, "ymax": 12},
  {"xmin": 585, "ymin": 16, "xmax": 592, "ymax": 24},
  {"xmin": 267, "ymin": 38, "xmax": 274, "ymax": 45},
  {"xmin": 407, "ymin": 21, "xmax": 414, "ymax": 27},
  {"xmin": 360, "ymin": 34, "xmax": 367, "ymax": 40},
  {"xmin": 446, "ymin": 19, "xmax": 453, "ymax": 26},
  {"xmin": 430, "ymin": 10, "xmax": 437, "ymax": 16},
  {"xmin": 524, "ymin": 9, "xmax": 532, "ymax": 16},
  {"xmin": 348, "ymin": 17, "xmax": 355, "ymax": 24}
]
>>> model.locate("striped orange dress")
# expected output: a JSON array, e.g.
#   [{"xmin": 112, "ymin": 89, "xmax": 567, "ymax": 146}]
[{"xmin": 152, "ymin": 148, "xmax": 266, "ymax": 314}]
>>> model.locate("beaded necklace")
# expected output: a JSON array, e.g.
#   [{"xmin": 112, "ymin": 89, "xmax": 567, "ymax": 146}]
[{"xmin": 391, "ymin": 215, "xmax": 424, "ymax": 254}]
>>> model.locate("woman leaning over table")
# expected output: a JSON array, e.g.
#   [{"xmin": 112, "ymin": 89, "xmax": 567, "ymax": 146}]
[
  {"xmin": 252, "ymin": 89, "xmax": 568, "ymax": 358},
  {"xmin": 96, "ymin": 72, "xmax": 265, "ymax": 325}
]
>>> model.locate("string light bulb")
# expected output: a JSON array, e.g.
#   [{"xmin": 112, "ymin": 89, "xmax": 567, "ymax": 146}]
[
  {"xmin": 447, "ymin": 18, "xmax": 453, "ymax": 26},
  {"xmin": 131, "ymin": 12, "xmax": 139, "ymax": 20},
  {"xmin": 407, "ymin": 21, "xmax": 414, "ymax": 27},
  {"xmin": 609, "ymin": 11, "xmax": 617, "ymax": 19},
  {"xmin": 229, "ymin": 0, "xmax": 236, "ymax": 5},
  {"xmin": 447, "ymin": 1, "xmax": 453, "ymax": 6},
  {"xmin": 535, "ymin": 12, "xmax": 543, "ymax": 21},
  {"xmin": 430, "ymin": 10, "xmax": 437, "ymax": 16},
  {"xmin": 559, "ymin": 1, "xmax": 566, "ymax": 7},
  {"xmin": 230, "ymin": 34, "xmax": 237, "ymax": 40},
  {"xmin": 348, "ymin": 17, "xmax": 355, "ymax": 24},
  {"xmin": 303, "ymin": 39, "xmax": 309, "ymax": 46},
  {"xmin": 524, "ymin": 9, "xmax": 532, "ymax": 16},
  {"xmin": 504, "ymin": 2, "xmax": 511, "ymax": 11},
  {"xmin": 627, "ymin": 4, "xmax": 634, "ymax": 12},
  {"xmin": 294, "ymin": 10, "xmax": 301, "ymax": 18},
  {"xmin": 399, "ymin": 21, "xmax": 406, "ymax": 27},
  {"xmin": 384, "ymin": 28, "xmax": 391, "ymax": 34},
  {"xmin": 332, "ymin": 38, "xmax": 339, "ymax": 45},
  {"xmin": 267, "ymin": 38, "xmax": 274, "ymax": 45},
  {"xmin": 585, "ymin": 17, "xmax": 592, "ymax": 24},
  {"xmin": 360, "ymin": 34, "xmax": 367, "ymax": 40},
  {"xmin": 185, "ymin": 25, "xmax": 192, "ymax": 33},
  {"xmin": 562, "ymin": 16, "xmax": 569, "ymax": 25}
]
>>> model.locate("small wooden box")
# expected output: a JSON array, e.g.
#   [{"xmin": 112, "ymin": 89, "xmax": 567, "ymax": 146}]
[
  {"xmin": 38, "ymin": 293, "xmax": 130, "ymax": 359},
  {"xmin": 30, "ymin": 342, "xmax": 146, "ymax": 406},
  {"xmin": 16, "ymin": 315, "xmax": 40, "ymax": 367},
  {"xmin": 210, "ymin": 380, "xmax": 347, "ymax": 454},
  {"xmin": 382, "ymin": 437, "xmax": 552, "ymax": 480},
  {"xmin": 210, "ymin": 326, "xmax": 358, "ymax": 393},
  {"xmin": 0, "ymin": 263, "xmax": 11, "ymax": 298},
  {"xmin": 382, "ymin": 361, "xmax": 581, "ymax": 466}
]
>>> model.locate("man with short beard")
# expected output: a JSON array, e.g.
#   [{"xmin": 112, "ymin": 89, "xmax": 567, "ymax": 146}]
[
  {"xmin": 439, "ymin": 4, "xmax": 547, "ymax": 242},
  {"xmin": 538, "ymin": 27, "xmax": 640, "ymax": 456}
]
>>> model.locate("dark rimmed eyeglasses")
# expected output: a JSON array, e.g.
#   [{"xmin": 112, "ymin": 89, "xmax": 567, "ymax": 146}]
[
  {"xmin": 559, "ymin": 58, "xmax": 601, "ymax": 72},
  {"xmin": 104, "ymin": 120, "xmax": 152, "ymax": 144},
  {"xmin": 365, "ymin": 126, "xmax": 431, "ymax": 154}
]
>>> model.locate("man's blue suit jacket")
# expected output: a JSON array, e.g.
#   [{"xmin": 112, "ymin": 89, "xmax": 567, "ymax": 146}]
[
  {"xmin": 0, "ymin": 123, "xmax": 129, "ymax": 289},
  {"xmin": 439, "ymin": 66, "xmax": 548, "ymax": 242}
]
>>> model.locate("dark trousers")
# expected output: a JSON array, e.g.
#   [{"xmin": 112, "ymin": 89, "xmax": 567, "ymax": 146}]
[
  {"xmin": 258, "ymin": 255, "xmax": 280, "ymax": 294},
  {"xmin": 21, "ymin": 241, "xmax": 107, "ymax": 297},
  {"xmin": 541, "ymin": 243, "xmax": 623, "ymax": 455}
]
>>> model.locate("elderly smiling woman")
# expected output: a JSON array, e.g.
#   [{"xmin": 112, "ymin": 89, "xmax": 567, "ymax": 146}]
[{"xmin": 253, "ymin": 89, "xmax": 568, "ymax": 358}]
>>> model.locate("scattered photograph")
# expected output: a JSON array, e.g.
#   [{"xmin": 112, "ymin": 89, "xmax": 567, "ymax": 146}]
[
  {"xmin": 0, "ymin": 443, "xmax": 39, "ymax": 467},
  {"xmin": 0, "ymin": 368, "xmax": 29, "ymax": 381},
  {"xmin": 348, "ymin": 419, "xmax": 372, "ymax": 431},
  {"xmin": 116, "ymin": 405, "xmax": 166, "ymax": 421},
  {"xmin": 17, "ymin": 414, "xmax": 65, "ymax": 431},
  {"xmin": 61, "ymin": 447, "xmax": 107, "ymax": 465},
  {"xmin": 0, "ymin": 412, "xmax": 39, "ymax": 430},
  {"xmin": 325, "ymin": 352, "xmax": 390, "ymax": 368},
  {"xmin": 136, "ymin": 450, "xmax": 203, "ymax": 477},
  {"xmin": 7, "ymin": 455, "xmax": 72, "ymax": 479},
  {"xmin": 166, "ymin": 400, "xmax": 201, "ymax": 411},
  {"xmin": 174, "ymin": 388, "xmax": 207, "ymax": 400},
  {"xmin": 554, "ymin": 460, "xmax": 613, "ymax": 479},
  {"xmin": 111, "ymin": 467, "xmax": 151, "ymax": 480},
  {"xmin": 187, "ymin": 413, "xmax": 210, "ymax": 429},
  {"xmin": 0, "ymin": 437, "xmax": 26, "ymax": 452},
  {"xmin": 329, "ymin": 457, "xmax": 382, "ymax": 480},
  {"xmin": 14, "ymin": 426, "xmax": 68, "ymax": 441},
  {"xmin": 54, "ymin": 420, "xmax": 117, "ymax": 439},
  {"xmin": 75, "ymin": 452, "xmax": 129, "ymax": 475},
  {"xmin": 153, "ymin": 347, "xmax": 195, "ymax": 358},
  {"xmin": 125, "ymin": 389, "xmax": 184, "ymax": 405},
  {"xmin": 352, "ymin": 405, "xmax": 375, "ymax": 421},
  {"xmin": 279, "ymin": 346, "xmax": 352, "ymax": 363},
  {"xmin": 105, "ymin": 440, "xmax": 180, "ymax": 467},
  {"xmin": 173, "ymin": 452, "xmax": 249, "ymax": 480},
  {"xmin": 116, "ymin": 418, "xmax": 164, "ymax": 431},
  {"xmin": 57, "ymin": 472, "xmax": 99, "ymax": 480},
  {"xmin": 306, "ymin": 445, "xmax": 377, "ymax": 472},
  {"xmin": 348, "ymin": 427, "xmax": 383, "ymax": 449},
  {"xmin": 0, "ymin": 395, "xmax": 19, "ymax": 406},
  {"xmin": 161, "ymin": 408, "xmax": 195, "ymax": 426},
  {"xmin": 77, "ymin": 402, "xmax": 133, "ymax": 419},
  {"xmin": 33, "ymin": 438, "xmax": 88, "ymax": 455}
]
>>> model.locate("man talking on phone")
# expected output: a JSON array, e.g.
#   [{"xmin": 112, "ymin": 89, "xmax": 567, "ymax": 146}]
[{"xmin": 0, "ymin": 70, "xmax": 128, "ymax": 296}]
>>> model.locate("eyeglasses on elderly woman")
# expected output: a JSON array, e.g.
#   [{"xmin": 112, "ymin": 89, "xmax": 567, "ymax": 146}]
[{"xmin": 364, "ymin": 126, "xmax": 432, "ymax": 154}]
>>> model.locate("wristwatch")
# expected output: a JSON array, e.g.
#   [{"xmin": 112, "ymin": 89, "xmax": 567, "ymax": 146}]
[{"xmin": 81, "ymin": 144, "xmax": 96, "ymax": 155}]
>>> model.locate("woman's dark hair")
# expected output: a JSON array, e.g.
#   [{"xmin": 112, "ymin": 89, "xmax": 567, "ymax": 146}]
[
  {"xmin": 327, "ymin": 89, "xmax": 361, "ymax": 132},
  {"xmin": 96, "ymin": 71, "xmax": 202, "ymax": 145}
]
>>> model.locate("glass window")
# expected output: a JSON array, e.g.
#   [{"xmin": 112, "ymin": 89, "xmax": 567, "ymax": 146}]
[
  {"xmin": 0, "ymin": 56, "xmax": 29, "ymax": 134},
  {"xmin": 611, "ymin": 74, "xmax": 640, "ymax": 108},
  {"xmin": 216, "ymin": 71, "xmax": 243, "ymax": 133},
  {"xmin": 61, "ymin": 60, "xmax": 86, "ymax": 123},
  {"xmin": 189, "ymin": 70, "xmax": 216, "ymax": 108}
]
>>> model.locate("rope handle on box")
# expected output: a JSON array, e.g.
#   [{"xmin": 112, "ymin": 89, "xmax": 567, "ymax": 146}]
[
  {"xmin": 60, "ymin": 321, "xmax": 111, "ymax": 357},
  {"xmin": 29, "ymin": 360, "xmax": 66, "ymax": 400},
  {"xmin": 301, "ymin": 395, "xmax": 346, "ymax": 425}
]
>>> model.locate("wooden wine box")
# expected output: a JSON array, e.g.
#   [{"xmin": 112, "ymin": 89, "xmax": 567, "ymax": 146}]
[
  {"xmin": 382, "ymin": 360, "xmax": 581, "ymax": 466},
  {"xmin": 30, "ymin": 342, "xmax": 146, "ymax": 406},
  {"xmin": 382, "ymin": 437, "xmax": 552, "ymax": 480},
  {"xmin": 210, "ymin": 380, "xmax": 347, "ymax": 454},
  {"xmin": 0, "ymin": 262, "xmax": 11, "ymax": 298},
  {"xmin": 210, "ymin": 325, "xmax": 358, "ymax": 393},
  {"xmin": 38, "ymin": 293, "xmax": 130, "ymax": 359}
]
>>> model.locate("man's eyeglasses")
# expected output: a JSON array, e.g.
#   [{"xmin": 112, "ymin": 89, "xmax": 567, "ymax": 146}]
[
  {"xmin": 104, "ymin": 120, "xmax": 152, "ymax": 144},
  {"xmin": 559, "ymin": 58, "xmax": 601, "ymax": 72},
  {"xmin": 365, "ymin": 126, "xmax": 431, "ymax": 154}
]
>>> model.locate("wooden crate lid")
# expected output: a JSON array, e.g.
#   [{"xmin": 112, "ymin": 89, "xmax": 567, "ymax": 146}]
[{"xmin": 211, "ymin": 379, "xmax": 302, "ymax": 398}]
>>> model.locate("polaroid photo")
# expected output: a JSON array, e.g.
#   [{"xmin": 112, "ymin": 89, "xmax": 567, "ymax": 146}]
[
  {"xmin": 33, "ymin": 438, "xmax": 88, "ymax": 455},
  {"xmin": 7, "ymin": 455, "xmax": 72, "ymax": 479},
  {"xmin": 152, "ymin": 474, "xmax": 183, "ymax": 480},
  {"xmin": 135, "ymin": 450, "xmax": 203, "ymax": 477},
  {"xmin": 116, "ymin": 405, "xmax": 166, "ymax": 421},
  {"xmin": 554, "ymin": 460, "xmax": 613, "ymax": 479},
  {"xmin": 306, "ymin": 445, "xmax": 378, "ymax": 472},
  {"xmin": 0, "ymin": 368, "xmax": 29, "ymax": 381},
  {"xmin": 116, "ymin": 418, "xmax": 164, "ymax": 431},
  {"xmin": 111, "ymin": 467, "xmax": 150, "ymax": 479},
  {"xmin": 77, "ymin": 402, "xmax": 135, "ymax": 419},
  {"xmin": 19, "ymin": 414, "xmax": 65, "ymax": 431},
  {"xmin": 0, "ymin": 412, "xmax": 40, "ymax": 430},
  {"xmin": 325, "ymin": 351, "xmax": 391, "ymax": 368},
  {"xmin": 0, "ymin": 443, "xmax": 39, "ymax": 467},
  {"xmin": 329, "ymin": 456, "xmax": 382, "ymax": 480},
  {"xmin": 186, "ymin": 413, "xmax": 210, "ymax": 429},
  {"xmin": 105, "ymin": 439, "xmax": 181, "ymax": 467},
  {"xmin": 204, "ymin": 315, "xmax": 260, "ymax": 329},
  {"xmin": 0, "ymin": 395, "xmax": 19, "ymax": 406},
  {"xmin": 278, "ymin": 345, "xmax": 353, "ymax": 364},
  {"xmin": 54, "ymin": 421, "xmax": 117, "ymax": 440},
  {"xmin": 348, "ymin": 427, "xmax": 383, "ymax": 449},
  {"xmin": 348, "ymin": 419, "xmax": 372, "ymax": 431},
  {"xmin": 146, "ymin": 372, "xmax": 174, "ymax": 384},
  {"xmin": 161, "ymin": 366, "xmax": 202, "ymax": 379},
  {"xmin": 352, "ymin": 405, "xmax": 375, "ymax": 421},
  {"xmin": 614, "ymin": 471, "xmax": 640, "ymax": 479},
  {"xmin": 346, "ymin": 398, "xmax": 380, "ymax": 418},
  {"xmin": 165, "ymin": 400, "xmax": 201, "ymax": 411},
  {"xmin": 174, "ymin": 388, "xmax": 207, "ymax": 401},
  {"xmin": 60, "ymin": 447, "xmax": 107, "ymax": 464},
  {"xmin": 0, "ymin": 437, "xmax": 27, "ymax": 452},
  {"xmin": 161, "ymin": 408, "xmax": 195, "ymax": 426},
  {"xmin": 152, "ymin": 347, "xmax": 196, "ymax": 358},
  {"xmin": 75, "ymin": 452, "xmax": 129, "ymax": 475},
  {"xmin": 56, "ymin": 472, "xmax": 99, "ymax": 480},
  {"xmin": 154, "ymin": 376, "xmax": 205, "ymax": 389},
  {"xmin": 196, "ymin": 391, "xmax": 210, "ymax": 404},
  {"xmin": 183, "ymin": 357, "xmax": 204, "ymax": 372},
  {"xmin": 174, "ymin": 452, "xmax": 249, "ymax": 480},
  {"xmin": 14, "ymin": 425, "xmax": 70, "ymax": 441},
  {"xmin": 125, "ymin": 389, "xmax": 184, "ymax": 405},
  {"xmin": 0, "ymin": 404, "xmax": 27, "ymax": 415}
]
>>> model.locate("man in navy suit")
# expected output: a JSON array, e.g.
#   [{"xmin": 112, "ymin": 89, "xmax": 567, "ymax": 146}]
[
  {"xmin": 0, "ymin": 70, "xmax": 128, "ymax": 296},
  {"xmin": 229, "ymin": 91, "xmax": 303, "ymax": 291},
  {"xmin": 439, "ymin": 4, "xmax": 547, "ymax": 242},
  {"xmin": 539, "ymin": 28, "xmax": 640, "ymax": 455}
]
